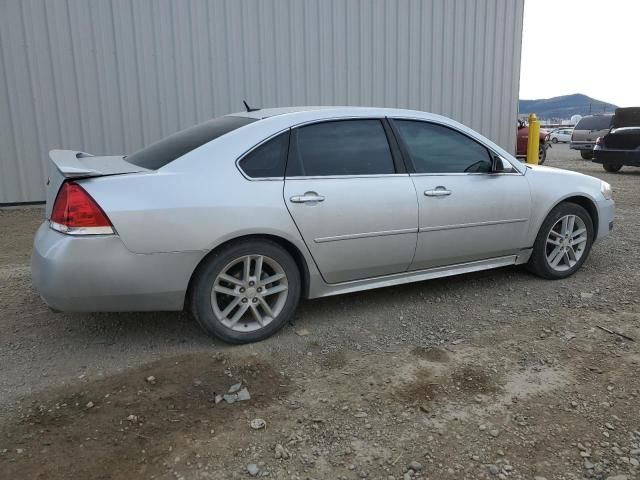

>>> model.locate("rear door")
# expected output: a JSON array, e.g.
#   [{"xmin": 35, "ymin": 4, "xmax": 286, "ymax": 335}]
[{"xmin": 283, "ymin": 119, "xmax": 418, "ymax": 284}]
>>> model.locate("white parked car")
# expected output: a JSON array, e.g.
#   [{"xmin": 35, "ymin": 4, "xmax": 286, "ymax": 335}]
[{"xmin": 550, "ymin": 128, "xmax": 573, "ymax": 144}]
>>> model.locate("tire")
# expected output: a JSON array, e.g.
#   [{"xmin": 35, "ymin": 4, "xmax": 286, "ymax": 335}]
[
  {"xmin": 551, "ymin": 137, "xmax": 558, "ymax": 144},
  {"xmin": 603, "ymin": 162, "xmax": 622, "ymax": 173},
  {"xmin": 527, "ymin": 202, "xmax": 594, "ymax": 280},
  {"xmin": 538, "ymin": 145, "xmax": 547, "ymax": 165},
  {"xmin": 580, "ymin": 150, "xmax": 593, "ymax": 160},
  {"xmin": 189, "ymin": 239, "xmax": 301, "ymax": 344}
]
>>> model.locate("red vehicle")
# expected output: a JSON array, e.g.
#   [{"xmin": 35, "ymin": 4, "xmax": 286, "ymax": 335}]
[{"xmin": 516, "ymin": 119, "xmax": 550, "ymax": 164}]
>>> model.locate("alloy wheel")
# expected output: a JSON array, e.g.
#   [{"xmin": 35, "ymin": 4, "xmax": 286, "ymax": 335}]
[
  {"xmin": 211, "ymin": 255, "xmax": 289, "ymax": 332},
  {"xmin": 545, "ymin": 214, "xmax": 588, "ymax": 272}
]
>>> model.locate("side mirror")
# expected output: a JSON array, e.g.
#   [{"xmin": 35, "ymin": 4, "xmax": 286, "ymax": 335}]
[{"xmin": 491, "ymin": 155, "xmax": 505, "ymax": 173}]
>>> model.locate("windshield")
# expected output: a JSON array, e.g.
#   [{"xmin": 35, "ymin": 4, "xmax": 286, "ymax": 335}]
[{"xmin": 126, "ymin": 116, "xmax": 257, "ymax": 169}]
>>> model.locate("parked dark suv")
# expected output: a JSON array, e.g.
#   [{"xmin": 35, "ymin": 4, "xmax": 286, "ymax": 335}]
[
  {"xmin": 593, "ymin": 107, "xmax": 640, "ymax": 172},
  {"xmin": 570, "ymin": 114, "xmax": 613, "ymax": 159}
]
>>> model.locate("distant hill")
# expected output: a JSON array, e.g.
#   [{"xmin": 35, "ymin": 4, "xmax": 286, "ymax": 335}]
[{"xmin": 519, "ymin": 94, "xmax": 618, "ymax": 120}]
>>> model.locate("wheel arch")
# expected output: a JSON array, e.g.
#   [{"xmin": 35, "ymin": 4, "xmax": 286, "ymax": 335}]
[
  {"xmin": 543, "ymin": 195, "xmax": 599, "ymax": 239},
  {"xmin": 185, "ymin": 233, "xmax": 311, "ymax": 308}
]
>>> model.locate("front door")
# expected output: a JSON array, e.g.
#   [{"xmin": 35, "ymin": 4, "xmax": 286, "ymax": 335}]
[
  {"xmin": 284, "ymin": 119, "xmax": 418, "ymax": 284},
  {"xmin": 391, "ymin": 119, "xmax": 531, "ymax": 270}
]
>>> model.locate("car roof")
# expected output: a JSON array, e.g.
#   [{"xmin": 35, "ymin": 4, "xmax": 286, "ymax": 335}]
[
  {"xmin": 229, "ymin": 106, "xmax": 344, "ymax": 119},
  {"xmin": 227, "ymin": 105, "xmax": 451, "ymax": 120}
]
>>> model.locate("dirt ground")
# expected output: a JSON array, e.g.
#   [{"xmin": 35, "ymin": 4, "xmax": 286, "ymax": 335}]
[{"xmin": 1, "ymin": 144, "xmax": 639, "ymax": 480}]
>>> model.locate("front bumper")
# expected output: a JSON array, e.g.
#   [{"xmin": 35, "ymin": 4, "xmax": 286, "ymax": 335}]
[
  {"xmin": 31, "ymin": 223, "xmax": 204, "ymax": 312},
  {"xmin": 595, "ymin": 198, "xmax": 615, "ymax": 241}
]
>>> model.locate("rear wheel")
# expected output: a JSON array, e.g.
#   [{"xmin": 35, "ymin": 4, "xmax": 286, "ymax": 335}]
[
  {"xmin": 527, "ymin": 202, "xmax": 594, "ymax": 280},
  {"xmin": 190, "ymin": 239, "xmax": 301, "ymax": 344},
  {"xmin": 603, "ymin": 162, "xmax": 622, "ymax": 173},
  {"xmin": 580, "ymin": 150, "xmax": 593, "ymax": 160}
]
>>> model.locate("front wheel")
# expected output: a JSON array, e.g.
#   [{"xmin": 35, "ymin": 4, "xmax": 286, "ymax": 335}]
[
  {"xmin": 527, "ymin": 202, "xmax": 594, "ymax": 280},
  {"xmin": 603, "ymin": 163, "xmax": 622, "ymax": 173},
  {"xmin": 580, "ymin": 151, "xmax": 593, "ymax": 160},
  {"xmin": 189, "ymin": 239, "xmax": 301, "ymax": 344},
  {"xmin": 551, "ymin": 137, "xmax": 558, "ymax": 144}
]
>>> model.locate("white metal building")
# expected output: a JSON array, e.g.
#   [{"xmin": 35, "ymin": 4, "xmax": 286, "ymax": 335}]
[{"xmin": 0, "ymin": 0, "xmax": 525, "ymax": 204}]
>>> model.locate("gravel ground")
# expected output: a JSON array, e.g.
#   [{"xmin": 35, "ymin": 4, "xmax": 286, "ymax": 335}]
[{"xmin": 1, "ymin": 144, "xmax": 639, "ymax": 480}]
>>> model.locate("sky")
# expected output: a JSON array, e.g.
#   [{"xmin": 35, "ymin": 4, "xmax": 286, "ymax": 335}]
[{"xmin": 520, "ymin": 0, "xmax": 639, "ymax": 106}]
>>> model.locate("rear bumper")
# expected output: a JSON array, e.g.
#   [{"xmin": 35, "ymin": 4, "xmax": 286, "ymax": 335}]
[
  {"xmin": 595, "ymin": 199, "xmax": 615, "ymax": 241},
  {"xmin": 593, "ymin": 148, "xmax": 640, "ymax": 166},
  {"xmin": 31, "ymin": 223, "xmax": 203, "ymax": 312},
  {"xmin": 570, "ymin": 142, "xmax": 593, "ymax": 151}
]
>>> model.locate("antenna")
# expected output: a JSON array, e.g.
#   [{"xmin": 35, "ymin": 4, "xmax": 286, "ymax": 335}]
[{"xmin": 243, "ymin": 100, "xmax": 260, "ymax": 112}]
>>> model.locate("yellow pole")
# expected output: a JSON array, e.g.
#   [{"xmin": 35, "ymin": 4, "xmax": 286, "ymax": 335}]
[{"xmin": 526, "ymin": 113, "xmax": 540, "ymax": 165}]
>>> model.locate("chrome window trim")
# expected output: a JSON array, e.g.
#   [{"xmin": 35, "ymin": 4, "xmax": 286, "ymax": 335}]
[
  {"xmin": 409, "ymin": 171, "xmax": 523, "ymax": 177},
  {"xmin": 286, "ymin": 173, "xmax": 410, "ymax": 180}
]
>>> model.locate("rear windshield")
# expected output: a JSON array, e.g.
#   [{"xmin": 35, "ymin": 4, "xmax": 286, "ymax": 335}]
[
  {"xmin": 575, "ymin": 115, "xmax": 612, "ymax": 131},
  {"xmin": 126, "ymin": 116, "xmax": 257, "ymax": 169}
]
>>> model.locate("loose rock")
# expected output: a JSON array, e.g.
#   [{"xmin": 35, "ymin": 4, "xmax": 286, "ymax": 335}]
[
  {"xmin": 236, "ymin": 388, "xmax": 251, "ymax": 401},
  {"xmin": 247, "ymin": 463, "xmax": 259, "ymax": 476},
  {"xmin": 250, "ymin": 418, "xmax": 266, "ymax": 430}
]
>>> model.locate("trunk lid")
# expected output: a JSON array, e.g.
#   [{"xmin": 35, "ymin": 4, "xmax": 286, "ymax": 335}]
[
  {"xmin": 46, "ymin": 150, "xmax": 148, "ymax": 217},
  {"xmin": 612, "ymin": 107, "xmax": 640, "ymax": 129}
]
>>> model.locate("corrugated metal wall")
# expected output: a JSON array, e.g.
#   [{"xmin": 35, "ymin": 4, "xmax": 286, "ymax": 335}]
[{"xmin": 0, "ymin": 0, "xmax": 524, "ymax": 204}]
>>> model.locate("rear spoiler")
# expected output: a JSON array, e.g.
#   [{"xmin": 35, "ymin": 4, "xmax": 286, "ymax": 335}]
[
  {"xmin": 49, "ymin": 150, "xmax": 148, "ymax": 178},
  {"xmin": 45, "ymin": 150, "xmax": 149, "ymax": 217}
]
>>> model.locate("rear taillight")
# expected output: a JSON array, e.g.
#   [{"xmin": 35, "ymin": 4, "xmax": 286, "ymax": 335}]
[
  {"xmin": 50, "ymin": 182, "xmax": 114, "ymax": 235},
  {"xmin": 595, "ymin": 136, "xmax": 604, "ymax": 146}
]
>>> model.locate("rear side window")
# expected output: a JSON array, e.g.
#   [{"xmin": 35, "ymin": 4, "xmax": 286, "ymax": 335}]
[
  {"xmin": 575, "ymin": 115, "xmax": 612, "ymax": 131},
  {"xmin": 238, "ymin": 131, "xmax": 290, "ymax": 178},
  {"xmin": 393, "ymin": 120, "xmax": 492, "ymax": 174},
  {"xmin": 126, "ymin": 116, "xmax": 257, "ymax": 169},
  {"xmin": 287, "ymin": 120, "xmax": 394, "ymax": 176}
]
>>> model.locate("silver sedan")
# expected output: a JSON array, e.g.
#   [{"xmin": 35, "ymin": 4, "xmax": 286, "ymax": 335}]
[{"xmin": 32, "ymin": 107, "xmax": 615, "ymax": 343}]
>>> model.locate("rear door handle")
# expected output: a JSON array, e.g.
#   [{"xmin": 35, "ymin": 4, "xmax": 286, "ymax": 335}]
[
  {"xmin": 290, "ymin": 192, "xmax": 326, "ymax": 203},
  {"xmin": 424, "ymin": 187, "xmax": 452, "ymax": 197}
]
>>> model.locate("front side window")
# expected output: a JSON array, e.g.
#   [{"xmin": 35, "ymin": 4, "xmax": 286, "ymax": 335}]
[
  {"xmin": 238, "ymin": 131, "xmax": 290, "ymax": 178},
  {"xmin": 393, "ymin": 120, "xmax": 492, "ymax": 174},
  {"xmin": 287, "ymin": 120, "xmax": 395, "ymax": 177}
]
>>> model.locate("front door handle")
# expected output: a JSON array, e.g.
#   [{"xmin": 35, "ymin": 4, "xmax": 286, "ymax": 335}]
[
  {"xmin": 290, "ymin": 192, "xmax": 326, "ymax": 203},
  {"xmin": 424, "ymin": 187, "xmax": 452, "ymax": 197}
]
